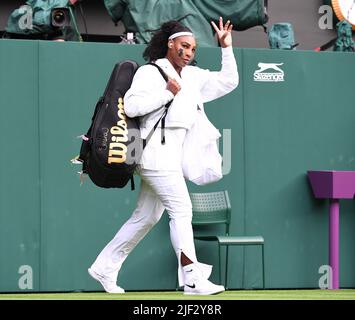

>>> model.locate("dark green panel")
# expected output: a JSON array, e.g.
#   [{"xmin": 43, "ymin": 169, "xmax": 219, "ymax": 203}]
[
  {"xmin": 0, "ymin": 40, "xmax": 40, "ymax": 292},
  {"xmin": 243, "ymin": 49, "xmax": 355, "ymax": 288},
  {"xmin": 2, "ymin": 39, "xmax": 355, "ymax": 292}
]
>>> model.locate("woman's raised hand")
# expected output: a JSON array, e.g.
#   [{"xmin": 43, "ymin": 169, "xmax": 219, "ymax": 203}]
[{"xmin": 211, "ymin": 17, "xmax": 233, "ymax": 48}]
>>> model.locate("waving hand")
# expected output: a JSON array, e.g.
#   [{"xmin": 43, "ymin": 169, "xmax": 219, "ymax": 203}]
[{"xmin": 211, "ymin": 17, "xmax": 233, "ymax": 48}]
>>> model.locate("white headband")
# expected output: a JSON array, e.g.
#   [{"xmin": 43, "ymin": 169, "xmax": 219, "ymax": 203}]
[{"xmin": 168, "ymin": 31, "xmax": 194, "ymax": 40}]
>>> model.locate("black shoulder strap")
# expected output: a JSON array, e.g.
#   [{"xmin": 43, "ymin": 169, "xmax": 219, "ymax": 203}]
[
  {"xmin": 147, "ymin": 62, "xmax": 169, "ymax": 82},
  {"xmin": 143, "ymin": 63, "xmax": 173, "ymax": 146}
]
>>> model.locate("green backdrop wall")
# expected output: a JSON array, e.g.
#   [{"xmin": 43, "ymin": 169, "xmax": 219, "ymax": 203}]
[{"xmin": 1, "ymin": 39, "xmax": 355, "ymax": 292}]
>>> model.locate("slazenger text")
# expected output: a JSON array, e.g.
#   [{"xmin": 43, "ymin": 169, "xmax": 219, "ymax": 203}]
[{"xmin": 254, "ymin": 72, "xmax": 284, "ymax": 82}]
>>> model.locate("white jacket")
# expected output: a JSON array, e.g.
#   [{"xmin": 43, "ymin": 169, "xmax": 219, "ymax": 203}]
[{"xmin": 124, "ymin": 46, "xmax": 239, "ymax": 171}]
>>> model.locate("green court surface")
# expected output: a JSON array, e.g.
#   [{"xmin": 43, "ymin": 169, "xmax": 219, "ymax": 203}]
[{"xmin": 0, "ymin": 289, "xmax": 354, "ymax": 300}]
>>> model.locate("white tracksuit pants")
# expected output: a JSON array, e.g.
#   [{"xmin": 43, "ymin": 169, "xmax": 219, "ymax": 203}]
[{"xmin": 90, "ymin": 168, "xmax": 204, "ymax": 287}]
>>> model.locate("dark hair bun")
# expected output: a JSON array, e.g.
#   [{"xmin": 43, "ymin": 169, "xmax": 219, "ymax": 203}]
[{"xmin": 161, "ymin": 20, "xmax": 191, "ymax": 36}]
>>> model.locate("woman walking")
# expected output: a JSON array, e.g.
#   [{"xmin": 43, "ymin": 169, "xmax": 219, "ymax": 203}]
[{"xmin": 88, "ymin": 17, "xmax": 239, "ymax": 295}]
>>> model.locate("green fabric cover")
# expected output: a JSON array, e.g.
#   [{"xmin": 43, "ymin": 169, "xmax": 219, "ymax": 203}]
[
  {"xmin": 268, "ymin": 23, "xmax": 297, "ymax": 50},
  {"xmin": 334, "ymin": 20, "xmax": 355, "ymax": 52},
  {"xmin": 5, "ymin": 0, "xmax": 80, "ymax": 41},
  {"xmin": 6, "ymin": 0, "xmax": 69, "ymax": 34},
  {"xmin": 104, "ymin": 0, "xmax": 268, "ymax": 47},
  {"xmin": 193, "ymin": 0, "xmax": 268, "ymax": 31}
]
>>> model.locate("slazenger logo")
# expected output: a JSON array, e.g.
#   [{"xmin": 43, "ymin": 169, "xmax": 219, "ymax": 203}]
[{"xmin": 253, "ymin": 63, "xmax": 285, "ymax": 82}]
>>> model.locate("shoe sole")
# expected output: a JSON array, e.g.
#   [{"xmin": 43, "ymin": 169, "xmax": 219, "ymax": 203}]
[{"xmin": 184, "ymin": 288, "xmax": 225, "ymax": 295}]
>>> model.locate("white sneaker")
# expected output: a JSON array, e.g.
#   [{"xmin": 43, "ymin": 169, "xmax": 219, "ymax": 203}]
[
  {"xmin": 184, "ymin": 278, "xmax": 225, "ymax": 295},
  {"xmin": 88, "ymin": 268, "xmax": 125, "ymax": 294},
  {"xmin": 182, "ymin": 264, "xmax": 225, "ymax": 295}
]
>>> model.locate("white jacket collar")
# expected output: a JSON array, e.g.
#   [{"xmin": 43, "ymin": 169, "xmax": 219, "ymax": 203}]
[{"xmin": 154, "ymin": 58, "xmax": 182, "ymax": 82}]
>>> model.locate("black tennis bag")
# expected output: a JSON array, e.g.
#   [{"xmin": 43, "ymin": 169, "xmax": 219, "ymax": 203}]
[{"xmin": 75, "ymin": 60, "xmax": 170, "ymax": 189}]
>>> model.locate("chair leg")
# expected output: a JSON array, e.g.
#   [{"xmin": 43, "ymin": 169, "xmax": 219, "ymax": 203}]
[
  {"xmin": 261, "ymin": 244, "xmax": 265, "ymax": 289},
  {"xmin": 225, "ymin": 245, "xmax": 229, "ymax": 289},
  {"xmin": 218, "ymin": 243, "xmax": 222, "ymax": 285}
]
